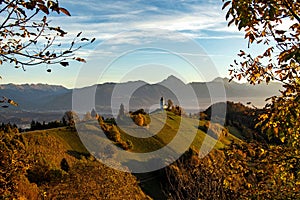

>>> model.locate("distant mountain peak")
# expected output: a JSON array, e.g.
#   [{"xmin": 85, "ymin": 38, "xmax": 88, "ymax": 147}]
[
  {"xmin": 211, "ymin": 77, "xmax": 230, "ymax": 83},
  {"xmin": 0, "ymin": 83, "xmax": 68, "ymax": 92},
  {"xmin": 160, "ymin": 75, "xmax": 186, "ymax": 85},
  {"xmin": 166, "ymin": 75, "xmax": 178, "ymax": 79}
]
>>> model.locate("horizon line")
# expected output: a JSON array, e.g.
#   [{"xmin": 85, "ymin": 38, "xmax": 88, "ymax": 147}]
[{"xmin": 0, "ymin": 75, "xmax": 234, "ymax": 89}]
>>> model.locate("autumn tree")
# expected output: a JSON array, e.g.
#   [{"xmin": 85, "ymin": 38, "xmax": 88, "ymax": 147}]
[
  {"xmin": 0, "ymin": 0, "xmax": 95, "ymax": 107},
  {"xmin": 83, "ymin": 111, "xmax": 93, "ymax": 121},
  {"xmin": 222, "ymin": 0, "xmax": 300, "ymax": 146},
  {"xmin": 132, "ymin": 113, "xmax": 144, "ymax": 126},
  {"xmin": 167, "ymin": 99, "xmax": 173, "ymax": 111},
  {"xmin": 62, "ymin": 111, "xmax": 79, "ymax": 127},
  {"xmin": 223, "ymin": 141, "xmax": 300, "ymax": 199},
  {"xmin": 220, "ymin": 1, "xmax": 300, "ymax": 198}
]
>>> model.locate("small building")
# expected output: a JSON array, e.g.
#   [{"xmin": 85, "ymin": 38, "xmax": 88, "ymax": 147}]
[
  {"xmin": 160, "ymin": 96, "xmax": 164, "ymax": 110},
  {"xmin": 160, "ymin": 97, "xmax": 168, "ymax": 110}
]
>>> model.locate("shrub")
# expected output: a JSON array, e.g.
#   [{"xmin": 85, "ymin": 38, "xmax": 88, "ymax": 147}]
[
  {"xmin": 133, "ymin": 114, "xmax": 144, "ymax": 126},
  {"xmin": 106, "ymin": 125, "xmax": 121, "ymax": 142}
]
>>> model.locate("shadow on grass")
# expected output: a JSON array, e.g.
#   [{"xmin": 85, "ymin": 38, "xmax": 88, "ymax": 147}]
[{"xmin": 124, "ymin": 159, "xmax": 167, "ymax": 200}]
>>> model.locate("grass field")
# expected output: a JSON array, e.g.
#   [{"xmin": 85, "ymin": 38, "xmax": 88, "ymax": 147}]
[
  {"xmin": 72, "ymin": 111, "xmax": 241, "ymax": 169},
  {"xmin": 19, "ymin": 111, "xmax": 241, "ymax": 199},
  {"xmin": 19, "ymin": 127, "xmax": 149, "ymax": 199},
  {"xmin": 22, "ymin": 110, "xmax": 242, "ymax": 174}
]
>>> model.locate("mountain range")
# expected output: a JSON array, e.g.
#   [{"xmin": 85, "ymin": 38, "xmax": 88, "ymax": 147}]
[{"xmin": 0, "ymin": 76, "xmax": 282, "ymax": 115}]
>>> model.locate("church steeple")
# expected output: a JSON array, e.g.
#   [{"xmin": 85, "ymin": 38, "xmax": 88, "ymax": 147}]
[{"xmin": 160, "ymin": 96, "xmax": 164, "ymax": 110}]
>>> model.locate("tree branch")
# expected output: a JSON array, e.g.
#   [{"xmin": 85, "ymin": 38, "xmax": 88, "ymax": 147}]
[
  {"xmin": 0, "ymin": 5, "xmax": 15, "ymax": 29},
  {"xmin": 283, "ymin": 0, "xmax": 300, "ymax": 23}
]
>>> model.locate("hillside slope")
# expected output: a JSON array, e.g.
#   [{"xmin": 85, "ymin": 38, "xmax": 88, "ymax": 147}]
[
  {"xmin": 1, "ymin": 110, "xmax": 242, "ymax": 199},
  {"xmin": 74, "ymin": 111, "xmax": 241, "ymax": 198},
  {"xmin": 1, "ymin": 128, "xmax": 149, "ymax": 199},
  {"xmin": 76, "ymin": 111, "xmax": 239, "ymax": 166}
]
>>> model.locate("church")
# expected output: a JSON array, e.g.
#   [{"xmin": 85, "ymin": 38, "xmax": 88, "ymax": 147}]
[{"xmin": 160, "ymin": 97, "xmax": 168, "ymax": 110}]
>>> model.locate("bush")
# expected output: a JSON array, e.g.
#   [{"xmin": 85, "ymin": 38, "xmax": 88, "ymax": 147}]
[
  {"xmin": 132, "ymin": 114, "xmax": 144, "ymax": 126},
  {"xmin": 106, "ymin": 125, "xmax": 121, "ymax": 142},
  {"xmin": 99, "ymin": 119, "xmax": 134, "ymax": 151},
  {"xmin": 116, "ymin": 141, "xmax": 129, "ymax": 150},
  {"xmin": 130, "ymin": 113, "xmax": 151, "ymax": 126}
]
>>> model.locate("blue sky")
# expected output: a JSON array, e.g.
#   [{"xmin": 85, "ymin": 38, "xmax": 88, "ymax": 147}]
[{"xmin": 0, "ymin": 0, "xmax": 251, "ymax": 88}]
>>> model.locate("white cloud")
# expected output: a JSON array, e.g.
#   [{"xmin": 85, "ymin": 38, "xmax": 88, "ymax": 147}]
[{"xmin": 47, "ymin": 0, "xmax": 243, "ymax": 46}]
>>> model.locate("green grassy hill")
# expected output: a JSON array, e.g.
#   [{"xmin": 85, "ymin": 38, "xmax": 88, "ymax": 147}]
[
  {"xmin": 1, "ymin": 111, "xmax": 242, "ymax": 199},
  {"xmin": 78, "ymin": 111, "xmax": 240, "ymax": 157},
  {"xmin": 72, "ymin": 111, "xmax": 241, "ymax": 199}
]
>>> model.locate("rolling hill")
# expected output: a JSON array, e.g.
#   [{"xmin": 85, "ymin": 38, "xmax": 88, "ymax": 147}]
[
  {"xmin": 1, "ymin": 107, "xmax": 244, "ymax": 199},
  {"xmin": 1, "ymin": 127, "xmax": 150, "ymax": 199}
]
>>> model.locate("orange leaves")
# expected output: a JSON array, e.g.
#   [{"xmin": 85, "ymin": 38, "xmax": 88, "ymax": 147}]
[
  {"xmin": 24, "ymin": 1, "xmax": 37, "ymax": 10},
  {"xmin": 279, "ymin": 49, "xmax": 296, "ymax": 63},
  {"xmin": 244, "ymin": 29, "xmax": 260, "ymax": 47},
  {"xmin": 248, "ymin": 33, "xmax": 255, "ymax": 46},
  {"xmin": 1, "ymin": 97, "xmax": 18, "ymax": 107},
  {"xmin": 47, "ymin": 0, "xmax": 58, "ymax": 12},
  {"xmin": 228, "ymin": 18, "xmax": 235, "ymax": 27},
  {"xmin": 0, "ymin": 0, "xmax": 92, "ymax": 76},
  {"xmin": 238, "ymin": 50, "xmax": 246, "ymax": 57},
  {"xmin": 224, "ymin": 138, "xmax": 300, "ymax": 197},
  {"xmin": 59, "ymin": 8, "xmax": 71, "ymax": 16},
  {"xmin": 28, "ymin": 1, "xmax": 72, "ymax": 16},
  {"xmin": 237, "ymin": 73, "xmax": 242, "ymax": 81},
  {"xmin": 7, "ymin": 99, "xmax": 18, "ymax": 106},
  {"xmin": 222, "ymin": 1, "xmax": 231, "ymax": 10},
  {"xmin": 37, "ymin": 4, "xmax": 49, "ymax": 14},
  {"xmin": 266, "ymin": 77, "xmax": 271, "ymax": 84},
  {"xmin": 275, "ymin": 37, "xmax": 285, "ymax": 43},
  {"xmin": 275, "ymin": 30, "xmax": 286, "ymax": 35},
  {"xmin": 59, "ymin": 57, "xmax": 85, "ymax": 67},
  {"xmin": 75, "ymin": 57, "xmax": 86, "ymax": 63}
]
